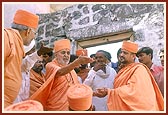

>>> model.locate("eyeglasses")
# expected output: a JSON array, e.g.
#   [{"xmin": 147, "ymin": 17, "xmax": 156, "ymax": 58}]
[{"xmin": 31, "ymin": 28, "xmax": 37, "ymax": 35}]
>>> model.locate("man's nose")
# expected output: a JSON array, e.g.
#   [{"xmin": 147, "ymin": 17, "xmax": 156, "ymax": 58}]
[{"xmin": 120, "ymin": 52, "xmax": 124, "ymax": 56}]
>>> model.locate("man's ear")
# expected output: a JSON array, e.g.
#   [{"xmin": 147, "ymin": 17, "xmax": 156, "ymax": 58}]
[
  {"xmin": 132, "ymin": 53, "xmax": 137, "ymax": 59},
  {"xmin": 25, "ymin": 28, "xmax": 31, "ymax": 36},
  {"xmin": 148, "ymin": 53, "xmax": 151, "ymax": 57}
]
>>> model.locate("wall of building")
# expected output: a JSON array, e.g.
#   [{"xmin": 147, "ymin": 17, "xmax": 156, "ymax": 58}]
[
  {"xmin": 3, "ymin": 3, "xmax": 51, "ymax": 28},
  {"xmin": 36, "ymin": 3, "xmax": 164, "ymax": 66},
  {"xmin": 3, "ymin": 3, "xmax": 165, "ymax": 66}
]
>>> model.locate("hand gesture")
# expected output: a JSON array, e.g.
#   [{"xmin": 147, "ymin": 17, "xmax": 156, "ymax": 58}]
[
  {"xmin": 77, "ymin": 56, "xmax": 95, "ymax": 65},
  {"xmin": 93, "ymin": 87, "xmax": 108, "ymax": 98}
]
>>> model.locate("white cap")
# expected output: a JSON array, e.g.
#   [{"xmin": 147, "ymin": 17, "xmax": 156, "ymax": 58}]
[{"xmin": 24, "ymin": 39, "xmax": 35, "ymax": 53}]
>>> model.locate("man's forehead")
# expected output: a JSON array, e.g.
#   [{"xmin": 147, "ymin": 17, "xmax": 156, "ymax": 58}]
[
  {"xmin": 137, "ymin": 52, "xmax": 147, "ymax": 56},
  {"xmin": 95, "ymin": 52, "xmax": 106, "ymax": 57},
  {"xmin": 59, "ymin": 49, "xmax": 70, "ymax": 52},
  {"xmin": 159, "ymin": 52, "xmax": 164, "ymax": 57},
  {"xmin": 121, "ymin": 49, "xmax": 129, "ymax": 53}
]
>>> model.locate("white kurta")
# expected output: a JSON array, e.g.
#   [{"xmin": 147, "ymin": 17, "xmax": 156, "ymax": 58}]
[
  {"xmin": 83, "ymin": 65, "xmax": 117, "ymax": 111},
  {"xmin": 14, "ymin": 51, "xmax": 41, "ymax": 103}
]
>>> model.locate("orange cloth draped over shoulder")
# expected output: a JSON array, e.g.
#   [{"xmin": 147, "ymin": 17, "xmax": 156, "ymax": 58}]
[
  {"xmin": 29, "ymin": 59, "xmax": 79, "ymax": 111},
  {"xmin": 4, "ymin": 9, "xmax": 39, "ymax": 108},
  {"xmin": 4, "ymin": 28, "xmax": 25, "ymax": 108},
  {"xmin": 29, "ymin": 69, "xmax": 45, "ymax": 97},
  {"xmin": 107, "ymin": 63, "xmax": 164, "ymax": 111},
  {"xmin": 4, "ymin": 100, "xmax": 43, "ymax": 111}
]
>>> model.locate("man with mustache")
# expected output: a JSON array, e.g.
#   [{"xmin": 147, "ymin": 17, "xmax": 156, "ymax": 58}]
[
  {"xmin": 29, "ymin": 45, "xmax": 53, "ymax": 97},
  {"xmin": 29, "ymin": 39, "xmax": 94, "ymax": 111},
  {"xmin": 94, "ymin": 41, "xmax": 164, "ymax": 111},
  {"xmin": 83, "ymin": 50, "xmax": 117, "ymax": 111}
]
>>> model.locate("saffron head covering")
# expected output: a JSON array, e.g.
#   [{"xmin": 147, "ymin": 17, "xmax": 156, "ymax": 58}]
[
  {"xmin": 67, "ymin": 84, "xmax": 93, "ymax": 111},
  {"xmin": 54, "ymin": 39, "xmax": 71, "ymax": 52},
  {"xmin": 13, "ymin": 9, "xmax": 39, "ymax": 28},
  {"xmin": 4, "ymin": 100, "xmax": 43, "ymax": 111},
  {"xmin": 122, "ymin": 41, "xmax": 138, "ymax": 53},
  {"xmin": 76, "ymin": 49, "xmax": 88, "ymax": 56}
]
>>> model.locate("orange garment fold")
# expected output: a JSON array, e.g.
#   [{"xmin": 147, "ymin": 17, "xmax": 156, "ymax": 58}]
[
  {"xmin": 107, "ymin": 63, "xmax": 164, "ymax": 111},
  {"xmin": 29, "ymin": 69, "xmax": 45, "ymax": 97},
  {"xmin": 29, "ymin": 59, "xmax": 79, "ymax": 111},
  {"xmin": 4, "ymin": 100, "xmax": 43, "ymax": 111},
  {"xmin": 4, "ymin": 28, "xmax": 25, "ymax": 108}
]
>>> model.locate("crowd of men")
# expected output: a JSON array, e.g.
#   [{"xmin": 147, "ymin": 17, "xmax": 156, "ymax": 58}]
[{"xmin": 4, "ymin": 9, "xmax": 165, "ymax": 111}]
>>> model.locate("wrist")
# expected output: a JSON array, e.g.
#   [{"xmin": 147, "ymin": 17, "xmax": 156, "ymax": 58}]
[
  {"xmin": 93, "ymin": 92, "xmax": 96, "ymax": 96},
  {"xmin": 72, "ymin": 59, "xmax": 81, "ymax": 68},
  {"xmin": 105, "ymin": 88, "xmax": 108, "ymax": 96}
]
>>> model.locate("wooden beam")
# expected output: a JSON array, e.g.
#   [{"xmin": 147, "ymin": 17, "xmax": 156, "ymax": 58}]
[{"xmin": 77, "ymin": 31, "xmax": 134, "ymax": 48}]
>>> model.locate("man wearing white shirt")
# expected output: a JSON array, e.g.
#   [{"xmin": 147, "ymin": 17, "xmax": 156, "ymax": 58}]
[
  {"xmin": 14, "ymin": 41, "xmax": 53, "ymax": 103},
  {"xmin": 83, "ymin": 50, "xmax": 117, "ymax": 111},
  {"xmin": 14, "ymin": 40, "xmax": 42, "ymax": 103}
]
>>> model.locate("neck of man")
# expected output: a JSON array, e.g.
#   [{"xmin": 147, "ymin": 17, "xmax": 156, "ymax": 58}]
[{"xmin": 145, "ymin": 61, "xmax": 153, "ymax": 69}]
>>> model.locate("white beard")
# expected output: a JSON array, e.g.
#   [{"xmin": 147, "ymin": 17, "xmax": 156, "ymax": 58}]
[{"xmin": 57, "ymin": 58, "xmax": 69, "ymax": 66}]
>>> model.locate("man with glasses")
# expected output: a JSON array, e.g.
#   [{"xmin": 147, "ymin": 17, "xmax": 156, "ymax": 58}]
[
  {"xmin": 30, "ymin": 39, "xmax": 94, "ymax": 111},
  {"xmin": 4, "ymin": 9, "xmax": 39, "ymax": 108}
]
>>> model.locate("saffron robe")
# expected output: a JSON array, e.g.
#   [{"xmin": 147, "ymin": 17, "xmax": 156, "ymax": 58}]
[
  {"xmin": 29, "ymin": 59, "xmax": 79, "ymax": 111},
  {"xmin": 29, "ymin": 69, "xmax": 45, "ymax": 97},
  {"xmin": 107, "ymin": 63, "xmax": 164, "ymax": 111},
  {"xmin": 4, "ymin": 28, "xmax": 25, "ymax": 108},
  {"xmin": 4, "ymin": 100, "xmax": 43, "ymax": 111}
]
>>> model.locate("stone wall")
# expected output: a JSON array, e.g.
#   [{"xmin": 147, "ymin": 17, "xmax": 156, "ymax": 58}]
[
  {"xmin": 36, "ymin": 4, "xmax": 164, "ymax": 66},
  {"xmin": 3, "ymin": 3, "xmax": 51, "ymax": 28}
]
